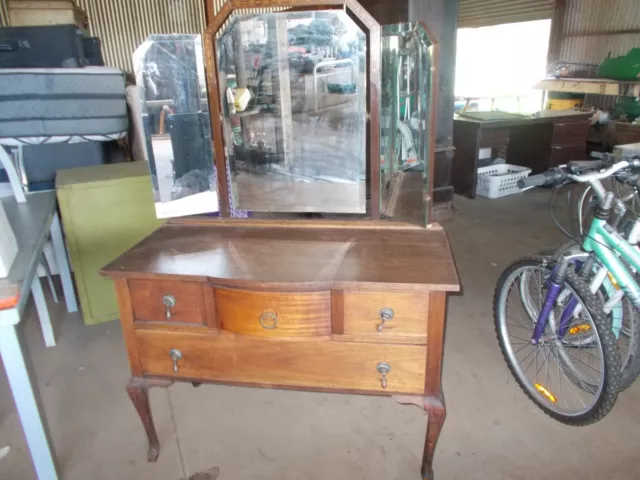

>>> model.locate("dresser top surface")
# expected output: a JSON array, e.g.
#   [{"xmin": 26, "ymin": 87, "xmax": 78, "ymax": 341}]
[{"xmin": 101, "ymin": 221, "xmax": 460, "ymax": 292}]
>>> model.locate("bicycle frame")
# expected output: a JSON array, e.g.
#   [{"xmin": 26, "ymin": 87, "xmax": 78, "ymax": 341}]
[{"xmin": 583, "ymin": 217, "xmax": 640, "ymax": 311}]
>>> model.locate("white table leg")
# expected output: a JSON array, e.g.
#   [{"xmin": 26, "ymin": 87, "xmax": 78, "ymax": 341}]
[
  {"xmin": 0, "ymin": 145, "xmax": 26, "ymax": 203},
  {"xmin": 49, "ymin": 212, "xmax": 77, "ymax": 313},
  {"xmin": 31, "ymin": 277, "xmax": 55, "ymax": 348},
  {"xmin": 0, "ymin": 320, "xmax": 59, "ymax": 480}
]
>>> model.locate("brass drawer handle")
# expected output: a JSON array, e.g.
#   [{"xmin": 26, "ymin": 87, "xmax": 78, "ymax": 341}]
[
  {"xmin": 169, "ymin": 349, "xmax": 183, "ymax": 373},
  {"xmin": 163, "ymin": 294, "xmax": 176, "ymax": 320},
  {"xmin": 259, "ymin": 309, "xmax": 278, "ymax": 330},
  {"xmin": 376, "ymin": 362, "xmax": 391, "ymax": 389},
  {"xmin": 377, "ymin": 307, "xmax": 395, "ymax": 332}
]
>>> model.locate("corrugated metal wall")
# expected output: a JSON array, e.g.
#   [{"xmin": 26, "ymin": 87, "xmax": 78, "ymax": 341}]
[
  {"xmin": 559, "ymin": 0, "xmax": 640, "ymax": 66},
  {"xmin": 0, "ymin": 1, "xmax": 293, "ymax": 70},
  {"xmin": 75, "ymin": 0, "xmax": 207, "ymax": 70},
  {"xmin": 0, "ymin": 0, "xmax": 208, "ymax": 70},
  {"xmin": 0, "ymin": 0, "xmax": 9, "ymax": 27},
  {"xmin": 459, "ymin": 0, "xmax": 553, "ymax": 28}
]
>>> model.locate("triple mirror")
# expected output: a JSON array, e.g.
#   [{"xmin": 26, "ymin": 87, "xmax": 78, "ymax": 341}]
[{"xmin": 134, "ymin": 1, "xmax": 436, "ymax": 226}]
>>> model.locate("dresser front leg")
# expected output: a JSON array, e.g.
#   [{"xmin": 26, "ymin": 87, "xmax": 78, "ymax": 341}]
[
  {"xmin": 126, "ymin": 377, "xmax": 172, "ymax": 462},
  {"xmin": 421, "ymin": 395, "xmax": 446, "ymax": 480}
]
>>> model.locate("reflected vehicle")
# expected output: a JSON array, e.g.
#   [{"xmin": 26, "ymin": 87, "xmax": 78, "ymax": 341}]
[
  {"xmin": 216, "ymin": 10, "xmax": 367, "ymax": 213},
  {"xmin": 133, "ymin": 34, "xmax": 219, "ymax": 218}
]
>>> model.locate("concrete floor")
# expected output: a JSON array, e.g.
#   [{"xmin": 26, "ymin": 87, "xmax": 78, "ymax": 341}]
[{"xmin": 2, "ymin": 189, "xmax": 640, "ymax": 480}]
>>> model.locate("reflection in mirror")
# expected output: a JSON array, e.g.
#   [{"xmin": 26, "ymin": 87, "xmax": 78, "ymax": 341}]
[
  {"xmin": 380, "ymin": 23, "xmax": 434, "ymax": 226},
  {"xmin": 216, "ymin": 11, "xmax": 367, "ymax": 213},
  {"xmin": 133, "ymin": 34, "xmax": 219, "ymax": 218}
]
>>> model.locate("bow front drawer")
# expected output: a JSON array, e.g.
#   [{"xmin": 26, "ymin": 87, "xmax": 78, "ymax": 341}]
[{"xmin": 215, "ymin": 287, "xmax": 331, "ymax": 337}]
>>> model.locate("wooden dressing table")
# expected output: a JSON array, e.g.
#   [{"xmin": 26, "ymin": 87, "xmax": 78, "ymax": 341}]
[{"xmin": 104, "ymin": 2, "xmax": 458, "ymax": 478}]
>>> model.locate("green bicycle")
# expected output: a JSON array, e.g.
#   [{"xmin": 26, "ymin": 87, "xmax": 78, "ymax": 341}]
[{"xmin": 494, "ymin": 157, "xmax": 640, "ymax": 425}]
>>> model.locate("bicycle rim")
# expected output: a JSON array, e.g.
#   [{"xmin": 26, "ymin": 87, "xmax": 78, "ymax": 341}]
[{"xmin": 496, "ymin": 262, "xmax": 607, "ymax": 418}]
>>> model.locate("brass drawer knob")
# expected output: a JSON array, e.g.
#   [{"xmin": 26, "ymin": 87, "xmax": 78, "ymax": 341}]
[
  {"xmin": 163, "ymin": 294, "xmax": 176, "ymax": 320},
  {"xmin": 259, "ymin": 309, "xmax": 278, "ymax": 330},
  {"xmin": 377, "ymin": 307, "xmax": 395, "ymax": 332},
  {"xmin": 376, "ymin": 362, "xmax": 391, "ymax": 389},
  {"xmin": 169, "ymin": 348, "xmax": 183, "ymax": 373}
]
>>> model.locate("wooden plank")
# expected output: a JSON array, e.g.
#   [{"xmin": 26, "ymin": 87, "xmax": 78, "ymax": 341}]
[
  {"xmin": 101, "ymin": 223, "xmax": 460, "ymax": 292},
  {"xmin": 424, "ymin": 291, "xmax": 446, "ymax": 397},
  {"xmin": 534, "ymin": 78, "xmax": 640, "ymax": 97},
  {"xmin": 113, "ymin": 278, "xmax": 143, "ymax": 376}
]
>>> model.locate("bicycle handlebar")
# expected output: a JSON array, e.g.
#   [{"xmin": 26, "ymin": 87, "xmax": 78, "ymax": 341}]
[
  {"xmin": 517, "ymin": 157, "xmax": 640, "ymax": 190},
  {"xmin": 567, "ymin": 158, "xmax": 640, "ymax": 183},
  {"xmin": 567, "ymin": 160, "xmax": 605, "ymax": 170},
  {"xmin": 517, "ymin": 171, "xmax": 564, "ymax": 189}
]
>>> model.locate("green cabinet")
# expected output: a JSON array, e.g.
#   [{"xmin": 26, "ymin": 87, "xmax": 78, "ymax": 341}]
[{"xmin": 56, "ymin": 162, "xmax": 164, "ymax": 325}]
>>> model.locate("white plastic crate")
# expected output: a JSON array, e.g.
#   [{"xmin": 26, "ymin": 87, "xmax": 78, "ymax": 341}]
[{"xmin": 476, "ymin": 164, "xmax": 531, "ymax": 199}]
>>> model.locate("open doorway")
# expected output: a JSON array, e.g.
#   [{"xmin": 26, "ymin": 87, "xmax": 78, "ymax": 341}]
[{"xmin": 455, "ymin": 19, "xmax": 551, "ymax": 114}]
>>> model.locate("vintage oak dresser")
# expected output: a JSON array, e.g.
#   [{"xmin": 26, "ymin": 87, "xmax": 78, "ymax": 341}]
[{"xmin": 102, "ymin": 1, "xmax": 459, "ymax": 478}]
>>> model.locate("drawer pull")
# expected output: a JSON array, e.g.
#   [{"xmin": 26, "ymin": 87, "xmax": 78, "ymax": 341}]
[
  {"xmin": 162, "ymin": 294, "xmax": 176, "ymax": 320},
  {"xmin": 377, "ymin": 307, "xmax": 395, "ymax": 332},
  {"xmin": 259, "ymin": 309, "xmax": 278, "ymax": 330},
  {"xmin": 376, "ymin": 362, "xmax": 391, "ymax": 389},
  {"xmin": 169, "ymin": 348, "xmax": 183, "ymax": 373}
]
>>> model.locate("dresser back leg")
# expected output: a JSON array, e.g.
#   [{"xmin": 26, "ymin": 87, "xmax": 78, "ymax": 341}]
[{"xmin": 126, "ymin": 377, "xmax": 172, "ymax": 462}]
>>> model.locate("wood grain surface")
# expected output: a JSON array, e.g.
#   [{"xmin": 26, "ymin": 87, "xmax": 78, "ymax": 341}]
[
  {"xmin": 101, "ymin": 223, "xmax": 459, "ymax": 292},
  {"xmin": 129, "ymin": 279, "xmax": 206, "ymax": 325},
  {"xmin": 215, "ymin": 287, "xmax": 331, "ymax": 337},
  {"xmin": 342, "ymin": 291, "xmax": 429, "ymax": 340},
  {"xmin": 114, "ymin": 278, "xmax": 142, "ymax": 376},
  {"xmin": 136, "ymin": 329, "xmax": 426, "ymax": 394}
]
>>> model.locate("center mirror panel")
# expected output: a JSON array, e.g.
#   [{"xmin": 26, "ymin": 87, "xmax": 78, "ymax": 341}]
[{"xmin": 216, "ymin": 10, "xmax": 367, "ymax": 213}]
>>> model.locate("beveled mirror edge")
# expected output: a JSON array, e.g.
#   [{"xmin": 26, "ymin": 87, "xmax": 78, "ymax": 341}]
[
  {"xmin": 202, "ymin": 0, "xmax": 381, "ymax": 219},
  {"xmin": 416, "ymin": 20, "xmax": 439, "ymax": 226}
]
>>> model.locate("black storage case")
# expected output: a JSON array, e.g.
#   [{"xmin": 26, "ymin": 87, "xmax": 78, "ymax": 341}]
[{"xmin": 0, "ymin": 24, "xmax": 87, "ymax": 68}]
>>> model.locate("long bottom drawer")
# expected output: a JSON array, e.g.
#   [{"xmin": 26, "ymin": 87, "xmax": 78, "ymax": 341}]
[{"xmin": 136, "ymin": 330, "xmax": 426, "ymax": 395}]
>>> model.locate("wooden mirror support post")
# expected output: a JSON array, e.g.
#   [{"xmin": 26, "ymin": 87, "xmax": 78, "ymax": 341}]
[{"xmin": 103, "ymin": 1, "xmax": 459, "ymax": 479}]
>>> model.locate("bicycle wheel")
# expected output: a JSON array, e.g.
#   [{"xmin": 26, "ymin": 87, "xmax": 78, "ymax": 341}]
[
  {"xmin": 494, "ymin": 257, "xmax": 621, "ymax": 425},
  {"xmin": 548, "ymin": 241, "xmax": 640, "ymax": 391}
]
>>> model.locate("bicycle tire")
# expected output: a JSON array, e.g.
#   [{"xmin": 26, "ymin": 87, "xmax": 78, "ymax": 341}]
[
  {"xmin": 494, "ymin": 257, "xmax": 621, "ymax": 426},
  {"xmin": 534, "ymin": 242, "xmax": 640, "ymax": 391}
]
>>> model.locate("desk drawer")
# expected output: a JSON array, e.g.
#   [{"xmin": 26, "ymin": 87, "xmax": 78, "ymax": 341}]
[
  {"xmin": 341, "ymin": 291, "xmax": 428, "ymax": 341},
  {"xmin": 136, "ymin": 330, "xmax": 426, "ymax": 394},
  {"xmin": 478, "ymin": 128, "xmax": 510, "ymax": 148},
  {"xmin": 549, "ymin": 143, "xmax": 587, "ymax": 166},
  {"xmin": 552, "ymin": 121, "xmax": 589, "ymax": 146},
  {"xmin": 129, "ymin": 279, "xmax": 207, "ymax": 325},
  {"xmin": 215, "ymin": 288, "xmax": 331, "ymax": 337}
]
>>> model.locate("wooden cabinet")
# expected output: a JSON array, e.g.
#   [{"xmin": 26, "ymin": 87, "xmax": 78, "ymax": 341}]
[
  {"xmin": 56, "ymin": 162, "xmax": 164, "ymax": 325},
  {"xmin": 103, "ymin": 220, "xmax": 459, "ymax": 477},
  {"xmin": 452, "ymin": 112, "xmax": 592, "ymax": 197}
]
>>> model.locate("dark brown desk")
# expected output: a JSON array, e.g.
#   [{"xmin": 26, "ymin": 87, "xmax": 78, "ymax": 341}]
[{"xmin": 452, "ymin": 111, "xmax": 591, "ymax": 198}]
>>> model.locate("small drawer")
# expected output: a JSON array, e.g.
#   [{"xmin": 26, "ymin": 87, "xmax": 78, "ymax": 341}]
[
  {"xmin": 136, "ymin": 329, "xmax": 426, "ymax": 394},
  {"xmin": 549, "ymin": 143, "xmax": 587, "ymax": 167},
  {"xmin": 552, "ymin": 121, "xmax": 589, "ymax": 146},
  {"xmin": 129, "ymin": 279, "xmax": 206, "ymax": 325},
  {"xmin": 341, "ymin": 291, "xmax": 428, "ymax": 339},
  {"xmin": 215, "ymin": 288, "xmax": 331, "ymax": 337},
  {"xmin": 478, "ymin": 128, "xmax": 510, "ymax": 148}
]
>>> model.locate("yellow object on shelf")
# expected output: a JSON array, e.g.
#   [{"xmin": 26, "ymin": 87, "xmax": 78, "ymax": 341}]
[
  {"xmin": 233, "ymin": 88, "xmax": 252, "ymax": 112},
  {"xmin": 547, "ymin": 98, "xmax": 584, "ymax": 110}
]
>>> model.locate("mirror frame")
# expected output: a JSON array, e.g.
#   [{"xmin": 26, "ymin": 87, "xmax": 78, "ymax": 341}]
[{"xmin": 202, "ymin": 0, "xmax": 381, "ymax": 218}]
